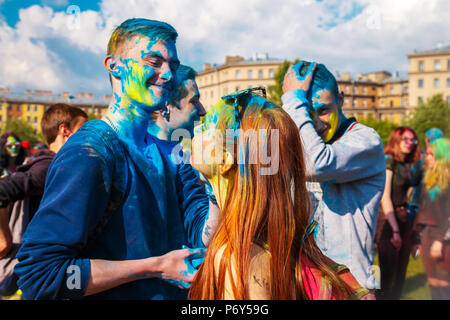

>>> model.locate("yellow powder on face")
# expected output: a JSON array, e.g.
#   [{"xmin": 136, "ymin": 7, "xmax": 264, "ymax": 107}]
[{"xmin": 323, "ymin": 111, "xmax": 338, "ymax": 142}]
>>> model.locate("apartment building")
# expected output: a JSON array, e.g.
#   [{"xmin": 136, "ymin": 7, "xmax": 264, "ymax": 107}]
[
  {"xmin": 337, "ymin": 71, "xmax": 408, "ymax": 123},
  {"xmin": 408, "ymin": 45, "xmax": 450, "ymax": 108},
  {"xmin": 196, "ymin": 54, "xmax": 283, "ymax": 111},
  {"xmin": 196, "ymin": 54, "xmax": 410, "ymax": 123},
  {"xmin": 0, "ymin": 89, "xmax": 109, "ymax": 132}
]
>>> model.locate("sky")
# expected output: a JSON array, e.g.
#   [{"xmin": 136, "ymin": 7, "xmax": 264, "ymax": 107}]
[{"xmin": 0, "ymin": 0, "xmax": 449, "ymax": 96}]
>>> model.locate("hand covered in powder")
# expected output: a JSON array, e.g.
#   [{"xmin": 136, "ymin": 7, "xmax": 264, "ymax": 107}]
[
  {"xmin": 282, "ymin": 61, "xmax": 317, "ymax": 95},
  {"xmin": 159, "ymin": 246, "xmax": 206, "ymax": 289}
]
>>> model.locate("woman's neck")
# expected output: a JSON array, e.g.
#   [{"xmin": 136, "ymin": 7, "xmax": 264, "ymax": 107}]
[{"xmin": 208, "ymin": 174, "xmax": 232, "ymax": 211}]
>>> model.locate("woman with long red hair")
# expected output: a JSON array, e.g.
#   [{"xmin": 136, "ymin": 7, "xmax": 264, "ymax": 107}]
[
  {"xmin": 188, "ymin": 88, "xmax": 373, "ymax": 300},
  {"xmin": 376, "ymin": 126, "xmax": 423, "ymax": 300}
]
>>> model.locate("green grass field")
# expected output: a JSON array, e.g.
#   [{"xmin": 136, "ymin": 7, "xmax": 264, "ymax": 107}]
[
  {"xmin": 374, "ymin": 254, "xmax": 431, "ymax": 300},
  {"xmin": 400, "ymin": 255, "xmax": 431, "ymax": 300}
]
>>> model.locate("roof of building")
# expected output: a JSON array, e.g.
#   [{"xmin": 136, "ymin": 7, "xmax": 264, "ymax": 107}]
[
  {"xmin": 382, "ymin": 72, "xmax": 409, "ymax": 83},
  {"xmin": 0, "ymin": 91, "xmax": 110, "ymax": 107},
  {"xmin": 410, "ymin": 44, "xmax": 450, "ymax": 55},
  {"xmin": 198, "ymin": 54, "xmax": 283, "ymax": 73}
]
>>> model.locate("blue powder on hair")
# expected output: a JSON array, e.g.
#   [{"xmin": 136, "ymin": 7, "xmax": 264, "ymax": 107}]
[{"xmin": 305, "ymin": 63, "xmax": 339, "ymax": 105}]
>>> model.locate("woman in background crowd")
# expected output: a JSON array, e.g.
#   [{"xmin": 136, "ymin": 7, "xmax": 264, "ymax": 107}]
[
  {"xmin": 0, "ymin": 132, "xmax": 26, "ymax": 178},
  {"xmin": 415, "ymin": 131, "xmax": 450, "ymax": 300},
  {"xmin": 376, "ymin": 126, "xmax": 423, "ymax": 300},
  {"xmin": 188, "ymin": 89, "xmax": 373, "ymax": 300}
]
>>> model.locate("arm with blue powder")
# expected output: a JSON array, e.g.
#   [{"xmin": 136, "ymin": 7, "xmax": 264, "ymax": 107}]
[
  {"xmin": 281, "ymin": 62, "xmax": 385, "ymax": 184},
  {"xmin": 177, "ymin": 162, "xmax": 219, "ymax": 248}
]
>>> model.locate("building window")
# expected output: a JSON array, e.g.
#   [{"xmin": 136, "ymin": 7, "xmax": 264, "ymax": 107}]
[
  {"xmin": 210, "ymin": 90, "xmax": 214, "ymax": 98},
  {"xmin": 418, "ymin": 79, "xmax": 423, "ymax": 88},
  {"xmin": 390, "ymin": 87, "xmax": 394, "ymax": 95},
  {"xmin": 17, "ymin": 105, "xmax": 21, "ymax": 111},
  {"xmin": 390, "ymin": 101, "xmax": 393, "ymax": 107},
  {"xmin": 268, "ymin": 69, "xmax": 274, "ymax": 78},
  {"xmin": 404, "ymin": 86, "xmax": 409, "ymax": 94},
  {"xmin": 447, "ymin": 78, "xmax": 450, "ymax": 87},
  {"xmin": 352, "ymin": 87, "xmax": 356, "ymax": 94},
  {"xmin": 345, "ymin": 86, "xmax": 349, "ymax": 94},
  {"xmin": 418, "ymin": 61, "xmax": 424, "ymax": 71},
  {"xmin": 258, "ymin": 70, "xmax": 263, "ymax": 79},
  {"xmin": 363, "ymin": 87, "xmax": 367, "ymax": 95},
  {"xmin": 362, "ymin": 100, "xmax": 367, "ymax": 107},
  {"xmin": 0, "ymin": 115, "xmax": 2, "ymax": 122},
  {"xmin": 248, "ymin": 70, "xmax": 253, "ymax": 79},
  {"xmin": 27, "ymin": 105, "xmax": 30, "ymax": 111},
  {"xmin": 235, "ymin": 70, "xmax": 241, "ymax": 79},
  {"xmin": 35, "ymin": 105, "xmax": 38, "ymax": 112},
  {"xmin": 418, "ymin": 97, "xmax": 423, "ymax": 104},
  {"xmin": 27, "ymin": 116, "xmax": 31, "ymax": 122},
  {"xmin": 34, "ymin": 117, "xmax": 38, "ymax": 123},
  {"xmin": 434, "ymin": 78, "xmax": 440, "ymax": 88},
  {"xmin": 434, "ymin": 60, "xmax": 441, "ymax": 70},
  {"xmin": 447, "ymin": 96, "xmax": 450, "ymax": 104}
]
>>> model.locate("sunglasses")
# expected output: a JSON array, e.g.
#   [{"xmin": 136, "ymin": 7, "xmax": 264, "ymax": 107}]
[
  {"xmin": 5, "ymin": 142, "xmax": 21, "ymax": 148},
  {"xmin": 401, "ymin": 137, "xmax": 418, "ymax": 145},
  {"xmin": 221, "ymin": 86, "xmax": 267, "ymax": 129}
]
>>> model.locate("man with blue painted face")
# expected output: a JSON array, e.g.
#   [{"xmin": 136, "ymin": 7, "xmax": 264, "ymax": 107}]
[
  {"xmin": 282, "ymin": 61, "xmax": 386, "ymax": 290},
  {"xmin": 14, "ymin": 19, "xmax": 208, "ymax": 300},
  {"xmin": 147, "ymin": 64, "xmax": 219, "ymax": 247}
]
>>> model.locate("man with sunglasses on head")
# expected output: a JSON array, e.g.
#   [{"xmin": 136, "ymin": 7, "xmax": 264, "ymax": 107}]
[{"xmin": 282, "ymin": 61, "xmax": 386, "ymax": 291}]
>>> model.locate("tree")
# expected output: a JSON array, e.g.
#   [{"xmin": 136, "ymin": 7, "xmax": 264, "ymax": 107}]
[
  {"xmin": 358, "ymin": 114, "xmax": 398, "ymax": 146},
  {"xmin": 87, "ymin": 111, "xmax": 98, "ymax": 121},
  {"xmin": 268, "ymin": 59, "xmax": 300, "ymax": 106},
  {"xmin": 404, "ymin": 93, "xmax": 450, "ymax": 147},
  {"xmin": 1, "ymin": 119, "xmax": 44, "ymax": 145}
]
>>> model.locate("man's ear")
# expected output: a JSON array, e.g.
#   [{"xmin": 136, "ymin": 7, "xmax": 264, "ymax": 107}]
[
  {"xmin": 104, "ymin": 55, "xmax": 121, "ymax": 79},
  {"xmin": 59, "ymin": 124, "xmax": 73, "ymax": 139}
]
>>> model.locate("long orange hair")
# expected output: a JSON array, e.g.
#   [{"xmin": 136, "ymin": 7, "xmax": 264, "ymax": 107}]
[{"xmin": 189, "ymin": 94, "xmax": 350, "ymax": 300}]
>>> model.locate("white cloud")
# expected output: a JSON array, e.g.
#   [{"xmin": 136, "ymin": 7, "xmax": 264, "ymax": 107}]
[
  {"xmin": 0, "ymin": 20, "xmax": 63, "ymax": 90},
  {"xmin": 0, "ymin": 0, "xmax": 449, "ymax": 94}
]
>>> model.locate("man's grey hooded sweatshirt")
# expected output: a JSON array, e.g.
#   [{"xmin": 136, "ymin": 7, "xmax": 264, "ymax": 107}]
[{"xmin": 282, "ymin": 89, "xmax": 386, "ymax": 290}]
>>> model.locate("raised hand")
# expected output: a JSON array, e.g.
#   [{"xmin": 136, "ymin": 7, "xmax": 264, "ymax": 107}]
[{"xmin": 282, "ymin": 61, "xmax": 317, "ymax": 95}]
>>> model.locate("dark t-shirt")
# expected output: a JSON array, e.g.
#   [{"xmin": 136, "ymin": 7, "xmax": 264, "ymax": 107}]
[{"xmin": 385, "ymin": 154, "xmax": 423, "ymax": 206}]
